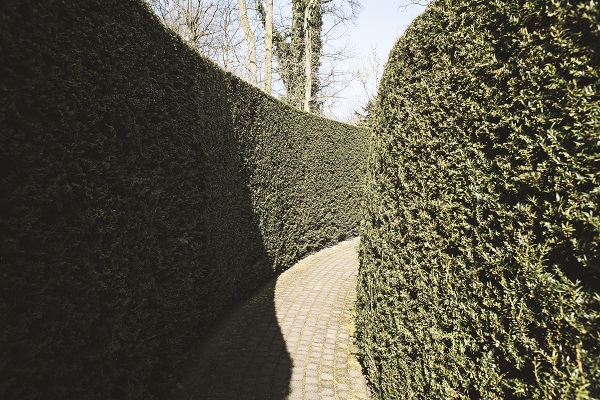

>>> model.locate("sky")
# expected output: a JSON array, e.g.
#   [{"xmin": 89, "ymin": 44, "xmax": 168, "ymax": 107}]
[{"xmin": 325, "ymin": 1, "xmax": 427, "ymax": 122}]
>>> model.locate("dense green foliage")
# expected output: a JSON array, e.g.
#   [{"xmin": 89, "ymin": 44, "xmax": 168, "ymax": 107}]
[
  {"xmin": 0, "ymin": 1, "xmax": 366, "ymax": 399},
  {"xmin": 356, "ymin": 0, "xmax": 600, "ymax": 398},
  {"xmin": 227, "ymin": 77, "xmax": 365, "ymax": 269}
]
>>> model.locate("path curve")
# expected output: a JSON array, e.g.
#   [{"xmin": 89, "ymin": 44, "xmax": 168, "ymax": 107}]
[{"xmin": 168, "ymin": 238, "xmax": 370, "ymax": 400}]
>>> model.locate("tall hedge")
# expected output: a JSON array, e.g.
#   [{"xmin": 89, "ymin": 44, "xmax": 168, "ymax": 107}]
[
  {"xmin": 227, "ymin": 76, "xmax": 366, "ymax": 269},
  {"xmin": 0, "ymin": 1, "xmax": 367, "ymax": 399},
  {"xmin": 356, "ymin": 0, "xmax": 600, "ymax": 398}
]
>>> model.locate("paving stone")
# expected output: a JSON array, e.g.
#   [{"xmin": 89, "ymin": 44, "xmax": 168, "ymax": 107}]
[
  {"xmin": 304, "ymin": 384, "xmax": 319, "ymax": 396},
  {"xmin": 321, "ymin": 372, "xmax": 334, "ymax": 381},
  {"xmin": 337, "ymin": 390, "xmax": 349, "ymax": 399}
]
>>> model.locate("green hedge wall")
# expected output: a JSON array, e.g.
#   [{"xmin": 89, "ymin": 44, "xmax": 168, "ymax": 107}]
[
  {"xmin": 356, "ymin": 0, "xmax": 599, "ymax": 398},
  {"xmin": 0, "ymin": 1, "xmax": 366, "ymax": 399},
  {"xmin": 227, "ymin": 76, "xmax": 366, "ymax": 270}
]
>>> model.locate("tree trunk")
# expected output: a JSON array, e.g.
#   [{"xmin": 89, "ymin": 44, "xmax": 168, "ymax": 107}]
[
  {"xmin": 237, "ymin": 0, "xmax": 257, "ymax": 85},
  {"xmin": 264, "ymin": 0, "xmax": 273, "ymax": 94},
  {"xmin": 287, "ymin": 0, "xmax": 306, "ymax": 108},
  {"xmin": 303, "ymin": 0, "xmax": 314, "ymax": 111},
  {"xmin": 257, "ymin": 0, "xmax": 323, "ymax": 110}
]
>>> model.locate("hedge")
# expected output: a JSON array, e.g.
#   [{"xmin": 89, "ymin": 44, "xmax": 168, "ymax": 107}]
[
  {"xmin": 0, "ymin": 1, "xmax": 367, "ymax": 399},
  {"xmin": 226, "ymin": 76, "xmax": 366, "ymax": 270},
  {"xmin": 356, "ymin": 0, "xmax": 600, "ymax": 398}
]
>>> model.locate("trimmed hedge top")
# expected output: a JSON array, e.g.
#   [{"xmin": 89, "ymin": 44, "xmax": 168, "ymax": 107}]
[
  {"xmin": 357, "ymin": 0, "xmax": 599, "ymax": 398},
  {"xmin": 0, "ymin": 1, "xmax": 367, "ymax": 399}
]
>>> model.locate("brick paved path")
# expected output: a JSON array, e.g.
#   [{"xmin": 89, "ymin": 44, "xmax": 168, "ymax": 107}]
[{"xmin": 168, "ymin": 238, "xmax": 370, "ymax": 400}]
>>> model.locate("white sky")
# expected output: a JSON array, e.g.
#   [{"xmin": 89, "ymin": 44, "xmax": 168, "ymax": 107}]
[{"xmin": 325, "ymin": 1, "xmax": 426, "ymax": 122}]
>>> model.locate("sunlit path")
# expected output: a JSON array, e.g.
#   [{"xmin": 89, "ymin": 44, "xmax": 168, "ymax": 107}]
[{"xmin": 168, "ymin": 238, "xmax": 370, "ymax": 400}]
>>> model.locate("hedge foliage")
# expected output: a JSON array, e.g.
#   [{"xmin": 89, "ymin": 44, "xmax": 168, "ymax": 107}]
[
  {"xmin": 0, "ymin": 1, "xmax": 366, "ymax": 398},
  {"xmin": 227, "ymin": 77, "xmax": 366, "ymax": 270},
  {"xmin": 356, "ymin": 0, "xmax": 600, "ymax": 398}
]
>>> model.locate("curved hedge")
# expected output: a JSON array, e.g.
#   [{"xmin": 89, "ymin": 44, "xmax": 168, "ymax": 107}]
[
  {"xmin": 227, "ymin": 76, "xmax": 366, "ymax": 269},
  {"xmin": 356, "ymin": 0, "xmax": 600, "ymax": 398},
  {"xmin": 0, "ymin": 1, "xmax": 366, "ymax": 399}
]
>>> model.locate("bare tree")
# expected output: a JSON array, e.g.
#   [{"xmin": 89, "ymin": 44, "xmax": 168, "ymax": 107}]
[
  {"xmin": 146, "ymin": 0, "xmax": 360, "ymax": 113},
  {"xmin": 237, "ymin": 0, "xmax": 258, "ymax": 84},
  {"xmin": 258, "ymin": 0, "xmax": 359, "ymax": 113},
  {"xmin": 397, "ymin": 0, "xmax": 431, "ymax": 10},
  {"xmin": 145, "ymin": 0, "xmax": 251, "ymax": 79},
  {"xmin": 350, "ymin": 47, "xmax": 383, "ymax": 124},
  {"xmin": 214, "ymin": 2, "xmax": 245, "ymax": 72},
  {"xmin": 146, "ymin": 0, "xmax": 222, "ymax": 57},
  {"xmin": 353, "ymin": 47, "xmax": 383, "ymax": 102}
]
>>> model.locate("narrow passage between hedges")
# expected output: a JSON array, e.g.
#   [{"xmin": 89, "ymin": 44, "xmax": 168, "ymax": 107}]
[{"xmin": 167, "ymin": 238, "xmax": 370, "ymax": 400}]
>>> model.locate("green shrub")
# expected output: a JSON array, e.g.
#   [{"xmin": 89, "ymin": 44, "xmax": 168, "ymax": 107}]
[
  {"xmin": 0, "ymin": 1, "xmax": 367, "ymax": 399},
  {"xmin": 356, "ymin": 0, "xmax": 600, "ymax": 398}
]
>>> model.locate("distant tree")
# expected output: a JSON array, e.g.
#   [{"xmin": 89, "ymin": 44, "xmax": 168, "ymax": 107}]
[
  {"xmin": 398, "ymin": 0, "xmax": 431, "ymax": 10},
  {"xmin": 259, "ymin": 0, "xmax": 359, "ymax": 113},
  {"xmin": 353, "ymin": 98, "xmax": 374, "ymax": 127},
  {"xmin": 146, "ymin": 0, "xmax": 222, "ymax": 57},
  {"xmin": 352, "ymin": 46, "xmax": 383, "ymax": 125},
  {"xmin": 238, "ymin": 0, "xmax": 258, "ymax": 84},
  {"xmin": 146, "ymin": 0, "xmax": 359, "ymax": 112},
  {"xmin": 264, "ymin": 0, "xmax": 274, "ymax": 94},
  {"xmin": 145, "ymin": 0, "xmax": 251, "ymax": 80},
  {"xmin": 213, "ymin": 1, "xmax": 246, "ymax": 72},
  {"xmin": 353, "ymin": 47, "xmax": 382, "ymax": 101},
  {"xmin": 303, "ymin": 0, "xmax": 318, "ymax": 111}
]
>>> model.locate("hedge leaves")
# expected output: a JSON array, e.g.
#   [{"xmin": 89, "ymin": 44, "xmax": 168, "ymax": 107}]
[{"xmin": 356, "ymin": 0, "xmax": 600, "ymax": 398}]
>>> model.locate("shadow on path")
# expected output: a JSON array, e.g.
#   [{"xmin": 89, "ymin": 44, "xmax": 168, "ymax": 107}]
[
  {"xmin": 164, "ymin": 238, "xmax": 371, "ymax": 400},
  {"xmin": 166, "ymin": 274, "xmax": 291, "ymax": 400}
]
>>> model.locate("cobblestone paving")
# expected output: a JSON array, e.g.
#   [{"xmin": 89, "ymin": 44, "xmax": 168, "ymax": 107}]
[{"xmin": 168, "ymin": 238, "xmax": 370, "ymax": 400}]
